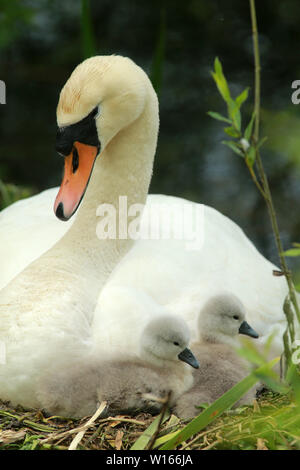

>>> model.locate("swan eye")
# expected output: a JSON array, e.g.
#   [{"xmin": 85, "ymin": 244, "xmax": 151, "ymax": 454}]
[
  {"xmin": 233, "ymin": 315, "xmax": 239, "ymax": 320},
  {"xmin": 173, "ymin": 341, "xmax": 179, "ymax": 346}
]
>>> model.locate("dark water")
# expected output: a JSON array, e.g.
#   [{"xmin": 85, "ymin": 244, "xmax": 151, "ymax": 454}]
[{"xmin": 0, "ymin": 0, "xmax": 300, "ymax": 275}]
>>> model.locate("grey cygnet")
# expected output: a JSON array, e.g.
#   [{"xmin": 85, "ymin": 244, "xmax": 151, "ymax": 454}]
[
  {"xmin": 36, "ymin": 314, "xmax": 199, "ymax": 418},
  {"xmin": 173, "ymin": 293, "xmax": 259, "ymax": 420}
]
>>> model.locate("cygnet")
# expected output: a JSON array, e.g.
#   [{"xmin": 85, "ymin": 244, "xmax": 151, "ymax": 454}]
[
  {"xmin": 36, "ymin": 314, "xmax": 199, "ymax": 418},
  {"xmin": 173, "ymin": 293, "xmax": 259, "ymax": 420}
]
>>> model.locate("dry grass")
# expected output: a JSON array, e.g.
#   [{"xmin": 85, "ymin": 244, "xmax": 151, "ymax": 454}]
[
  {"xmin": 0, "ymin": 400, "xmax": 154, "ymax": 450},
  {"xmin": 1, "ymin": 390, "xmax": 300, "ymax": 450}
]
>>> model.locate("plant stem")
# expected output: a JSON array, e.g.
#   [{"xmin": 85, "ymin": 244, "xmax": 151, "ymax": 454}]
[
  {"xmin": 249, "ymin": 0, "xmax": 260, "ymax": 143},
  {"xmin": 257, "ymin": 150, "xmax": 300, "ymax": 323},
  {"xmin": 249, "ymin": 0, "xmax": 300, "ymax": 329},
  {"xmin": 245, "ymin": 159, "xmax": 266, "ymax": 198},
  {"xmin": 146, "ymin": 391, "xmax": 171, "ymax": 450}
]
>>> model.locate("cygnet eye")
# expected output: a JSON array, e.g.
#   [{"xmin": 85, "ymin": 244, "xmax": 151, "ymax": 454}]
[
  {"xmin": 233, "ymin": 315, "xmax": 239, "ymax": 320},
  {"xmin": 173, "ymin": 341, "xmax": 180, "ymax": 346}
]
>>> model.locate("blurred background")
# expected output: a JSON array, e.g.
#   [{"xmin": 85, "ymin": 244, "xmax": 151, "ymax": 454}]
[{"xmin": 0, "ymin": 0, "xmax": 300, "ymax": 277}]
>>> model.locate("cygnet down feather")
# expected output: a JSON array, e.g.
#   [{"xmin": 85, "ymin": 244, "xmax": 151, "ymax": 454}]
[{"xmin": 36, "ymin": 314, "xmax": 199, "ymax": 418}]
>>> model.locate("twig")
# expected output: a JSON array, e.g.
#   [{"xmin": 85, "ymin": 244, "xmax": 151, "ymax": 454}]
[
  {"xmin": 146, "ymin": 391, "xmax": 171, "ymax": 450},
  {"xmin": 41, "ymin": 415, "xmax": 146, "ymax": 447},
  {"xmin": 249, "ymin": 0, "xmax": 260, "ymax": 143},
  {"xmin": 68, "ymin": 401, "xmax": 107, "ymax": 450},
  {"xmin": 100, "ymin": 416, "xmax": 146, "ymax": 426},
  {"xmin": 245, "ymin": 158, "xmax": 266, "ymax": 198},
  {"xmin": 40, "ymin": 402, "xmax": 107, "ymax": 446},
  {"xmin": 40, "ymin": 425, "xmax": 89, "ymax": 444}
]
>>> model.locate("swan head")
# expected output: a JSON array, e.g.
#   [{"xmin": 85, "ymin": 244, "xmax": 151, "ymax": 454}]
[
  {"xmin": 198, "ymin": 293, "xmax": 259, "ymax": 343},
  {"xmin": 54, "ymin": 55, "xmax": 153, "ymax": 221},
  {"xmin": 140, "ymin": 314, "xmax": 199, "ymax": 369}
]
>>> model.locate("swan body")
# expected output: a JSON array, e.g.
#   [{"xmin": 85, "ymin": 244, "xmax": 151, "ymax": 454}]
[
  {"xmin": 0, "ymin": 56, "xmax": 295, "ymax": 411},
  {"xmin": 0, "ymin": 190, "xmax": 291, "ymax": 358},
  {"xmin": 0, "ymin": 188, "xmax": 74, "ymax": 289},
  {"xmin": 0, "ymin": 188, "xmax": 288, "ymax": 354},
  {"xmin": 173, "ymin": 293, "xmax": 258, "ymax": 420},
  {"xmin": 0, "ymin": 55, "xmax": 159, "ymax": 408},
  {"xmin": 36, "ymin": 314, "xmax": 198, "ymax": 418},
  {"xmin": 92, "ymin": 196, "xmax": 291, "ymax": 355}
]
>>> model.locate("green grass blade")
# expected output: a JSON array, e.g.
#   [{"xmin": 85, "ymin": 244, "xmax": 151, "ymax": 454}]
[
  {"xmin": 160, "ymin": 358, "xmax": 279, "ymax": 450},
  {"xmin": 130, "ymin": 410, "xmax": 170, "ymax": 450},
  {"xmin": 235, "ymin": 87, "xmax": 249, "ymax": 109},
  {"xmin": 224, "ymin": 126, "xmax": 240, "ymax": 138},
  {"xmin": 221, "ymin": 140, "xmax": 244, "ymax": 157},
  {"xmin": 244, "ymin": 111, "xmax": 256, "ymax": 141}
]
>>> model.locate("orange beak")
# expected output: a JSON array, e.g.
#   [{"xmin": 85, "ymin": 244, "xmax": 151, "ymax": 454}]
[{"xmin": 54, "ymin": 141, "xmax": 99, "ymax": 220}]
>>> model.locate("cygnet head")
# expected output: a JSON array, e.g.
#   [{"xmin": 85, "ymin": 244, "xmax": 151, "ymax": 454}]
[
  {"xmin": 198, "ymin": 293, "xmax": 259, "ymax": 344},
  {"xmin": 140, "ymin": 314, "xmax": 199, "ymax": 369}
]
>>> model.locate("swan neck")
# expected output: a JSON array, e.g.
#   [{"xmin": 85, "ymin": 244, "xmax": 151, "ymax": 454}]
[{"xmin": 51, "ymin": 88, "xmax": 158, "ymax": 285}]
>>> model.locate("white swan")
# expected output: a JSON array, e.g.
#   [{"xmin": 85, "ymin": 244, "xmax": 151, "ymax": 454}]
[
  {"xmin": 0, "ymin": 56, "xmax": 294, "ymax": 385},
  {"xmin": 0, "ymin": 189, "xmax": 291, "ymax": 353},
  {"xmin": 0, "ymin": 55, "xmax": 159, "ymax": 408}
]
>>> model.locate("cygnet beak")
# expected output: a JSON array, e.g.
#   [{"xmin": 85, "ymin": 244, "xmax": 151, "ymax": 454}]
[
  {"xmin": 178, "ymin": 348, "xmax": 199, "ymax": 369},
  {"xmin": 239, "ymin": 321, "xmax": 259, "ymax": 339}
]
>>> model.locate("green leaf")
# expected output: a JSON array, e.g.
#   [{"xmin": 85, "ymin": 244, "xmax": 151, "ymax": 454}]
[
  {"xmin": 207, "ymin": 111, "xmax": 232, "ymax": 124},
  {"xmin": 263, "ymin": 331, "xmax": 278, "ymax": 357},
  {"xmin": 236, "ymin": 340, "xmax": 266, "ymax": 367},
  {"xmin": 227, "ymin": 98, "xmax": 241, "ymax": 131},
  {"xmin": 244, "ymin": 111, "xmax": 256, "ymax": 141},
  {"xmin": 214, "ymin": 56, "xmax": 223, "ymax": 77},
  {"xmin": 254, "ymin": 372, "xmax": 290, "ymax": 395},
  {"xmin": 160, "ymin": 359, "xmax": 279, "ymax": 450},
  {"xmin": 284, "ymin": 248, "xmax": 300, "ymax": 257},
  {"xmin": 222, "ymin": 140, "xmax": 244, "ymax": 157},
  {"xmin": 211, "ymin": 58, "xmax": 242, "ymax": 130},
  {"xmin": 224, "ymin": 126, "xmax": 241, "ymax": 138},
  {"xmin": 130, "ymin": 411, "xmax": 170, "ymax": 450},
  {"xmin": 152, "ymin": 430, "xmax": 180, "ymax": 449},
  {"xmin": 211, "ymin": 58, "xmax": 231, "ymax": 104},
  {"xmin": 235, "ymin": 88, "xmax": 249, "ymax": 109}
]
